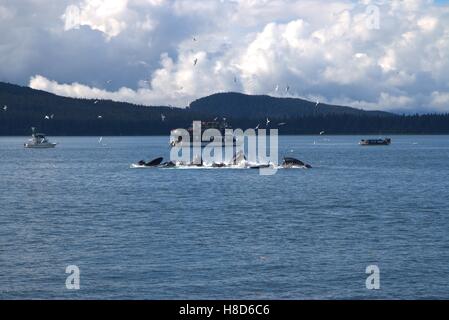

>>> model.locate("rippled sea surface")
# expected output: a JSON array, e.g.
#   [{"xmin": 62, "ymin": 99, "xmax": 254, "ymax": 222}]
[{"xmin": 1, "ymin": 135, "xmax": 449, "ymax": 299}]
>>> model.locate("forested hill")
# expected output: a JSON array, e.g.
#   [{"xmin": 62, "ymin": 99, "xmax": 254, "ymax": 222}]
[
  {"xmin": 1, "ymin": 82, "xmax": 449, "ymax": 135},
  {"xmin": 0, "ymin": 82, "xmax": 190, "ymax": 135},
  {"xmin": 189, "ymin": 92, "xmax": 393, "ymax": 118}
]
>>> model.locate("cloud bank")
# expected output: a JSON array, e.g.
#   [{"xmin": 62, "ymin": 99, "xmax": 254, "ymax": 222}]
[{"xmin": 1, "ymin": 0, "xmax": 449, "ymax": 112}]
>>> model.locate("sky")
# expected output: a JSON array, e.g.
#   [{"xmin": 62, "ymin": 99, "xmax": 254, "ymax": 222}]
[{"xmin": 1, "ymin": 0, "xmax": 449, "ymax": 113}]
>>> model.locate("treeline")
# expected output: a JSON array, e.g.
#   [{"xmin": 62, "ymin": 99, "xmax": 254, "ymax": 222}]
[
  {"xmin": 228, "ymin": 113, "xmax": 449, "ymax": 135},
  {"xmin": 2, "ymin": 112, "xmax": 449, "ymax": 135},
  {"xmin": 1, "ymin": 82, "xmax": 448, "ymax": 135}
]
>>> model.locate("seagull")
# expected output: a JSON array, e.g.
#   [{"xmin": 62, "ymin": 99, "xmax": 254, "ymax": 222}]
[
  {"xmin": 3, "ymin": 105, "xmax": 7, "ymax": 111},
  {"xmin": 255, "ymin": 124, "xmax": 260, "ymax": 130},
  {"xmin": 320, "ymin": 131, "xmax": 325, "ymax": 135},
  {"xmin": 137, "ymin": 61, "xmax": 149, "ymax": 67},
  {"xmin": 315, "ymin": 100, "xmax": 320, "ymax": 107},
  {"xmin": 97, "ymin": 115, "xmax": 103, "ymax": 119},
  {"xmin": 193, "ymin": 58, "xmax": 198, "ymax": 66},
  {"xmin": 94, "ymin": 100, "xmax": 99, "ymax": 104},
  {"xmin": 193, "ymin": 37, "xmax": 197, "ymax": 42},
  {"xmin": 106, "ymin": 80, "xmax": 112, "ymax": 84},
  {"xmin": 50, "ymin": 114, "xmax": 54, "ymax": 119},
  {"xmin": 266, "ymin": 118, "xmax": 271, "ymax": 126},
  {"xmin": 214, "ymin": 117, "xmax": 219, "ymax": 121},
  {"xmin": 98, "ymin": 137, "xmax": 103, "ymax": 144},
  {"xmin": 278, "ymin": 122, "xmax": 286, "ymax": 126},
  {"xmin": 44, "ymin": 115, "xmax": 50, "ymax": 120},
  {"xmin": 161, "ymin": 113, "xmax": 166, "ymax": 122}
]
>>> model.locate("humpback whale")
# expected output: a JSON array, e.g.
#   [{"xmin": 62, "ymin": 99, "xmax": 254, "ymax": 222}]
[{"xmin": 282, "ymin": 157, "xmax": 312, "ymax": 169}]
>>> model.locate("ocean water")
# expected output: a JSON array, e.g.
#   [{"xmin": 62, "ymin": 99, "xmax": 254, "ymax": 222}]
[{"xmin": 1, "ymin": 135, "xmax": 449, "ymax": 299}]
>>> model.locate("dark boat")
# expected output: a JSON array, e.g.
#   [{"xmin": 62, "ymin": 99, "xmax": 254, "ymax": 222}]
[{"xmin": 359, "ymin": 138, "xmax": 391, "ymax": 146}]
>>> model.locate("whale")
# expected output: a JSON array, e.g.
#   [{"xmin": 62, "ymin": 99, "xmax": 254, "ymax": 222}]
[{"xmin": 282, "ymin": 157, "xmax": 312, "ymax": 169}]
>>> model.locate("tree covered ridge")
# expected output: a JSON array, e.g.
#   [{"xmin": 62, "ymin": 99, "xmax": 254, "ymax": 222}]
[{"xmin": 1, "ymin": 82, "xmax": 448, "ymax": 135}]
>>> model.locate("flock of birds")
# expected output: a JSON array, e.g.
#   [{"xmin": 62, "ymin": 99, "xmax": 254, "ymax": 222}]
[
  {"xmin": 2, "ymin": 98, "xmax": 324, "ymax": 134},
  {"xmin": 188, "ymin": 36, "xmax": 323, "ymax": 105},
  {"xmin": 2, "ymin": 35, "xmax": 326, "ymax": 135}
]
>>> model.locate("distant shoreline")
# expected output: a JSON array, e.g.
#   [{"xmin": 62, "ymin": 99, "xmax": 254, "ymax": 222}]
[
  {"xmin": 2, "ymin": 133, "xmax": 449, "ymax": 137},
  {"xmin": 2, "ymin": 83, "xmax": 449, "ymax": 136}
]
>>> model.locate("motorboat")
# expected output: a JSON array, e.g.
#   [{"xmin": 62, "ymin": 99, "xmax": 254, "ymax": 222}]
[
  {"xmin": 24, "ymin": 128, "xmax": 57, "ymax": 148},
  {"xmin": 359, "ymin": 138, "xmax": 391, "ymax": 146},
  {"xmin": 170, "ymin": 120, "xmax": 239, "ymax": 148}
]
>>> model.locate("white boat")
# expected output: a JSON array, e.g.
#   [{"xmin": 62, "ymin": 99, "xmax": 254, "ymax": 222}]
[
  {"xmin": 24, "ymin": 128, "xmax": 57, "ymax": 148},
  {"xmin": 170, "ymin": 120, "xmax": 240, "ymax": 148}
]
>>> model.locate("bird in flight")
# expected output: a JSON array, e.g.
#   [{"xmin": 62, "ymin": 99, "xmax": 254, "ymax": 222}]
[
  {"xmin": 44, "ymin": 115, "xmax": 50, "ymax": 120},
  {"xmin": 193, "ymin": 37, "xmax": 197, "ymax": 42},
  {"xmin": 193, "ymin": 58, "xmax": 198, "ymax": 66},
  {"xmin": 138, "ymin": 61, "xmax": 149, "ymax": 67},
  {"xmin": 278, "ymin": 122, "xmax": 286, "ymax": 126},
  {"xmin": 3, "ymin": 105, "xmax": 7, "ymax": 111},
  {"xmin": 161, "ymin": 114, "xmax": 166, "ymax": 122},
  {"xmin": 98, "ymin": 137, "xmax": 103, "ymax": 144},
  {"xmin": 94, "ymin": 100, "xmax": 99, "ymax": 104},
  {"xmin": 97, "ymin": 115, "xmax": 103, "ymax": 119},
  {"xmin": 285, "ymin": 85, "xmax": 290, "ymax": 93},
  {"xmin": 106, "ymin": 80, "xmax": 112, "ymax": 84},
  {"xmin": 320, "ymin": 131, "xmax": 325, "ymax": 135},
  {"xmin": 255, "ymin": 124, "xmax": 260, "ymax": 130},
  {"xmin": 266, "ymin": 118, "xmax": 271, "ymax": 126},
  {"xmin": 315, "ymin": 100, "xmax": 320, "ymax": 107}
]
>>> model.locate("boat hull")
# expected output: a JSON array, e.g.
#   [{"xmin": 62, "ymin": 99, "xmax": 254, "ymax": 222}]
[
  {"xmin": 359, "ymin": 139, "xmax": 391, "ymax": 146},
  {"xmin": 24, "ymin": 143, "xmax": 57, "ymax": 149}
]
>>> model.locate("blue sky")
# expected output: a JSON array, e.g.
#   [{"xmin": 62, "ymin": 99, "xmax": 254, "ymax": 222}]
[{"xmin": 0, "ymin": 0, "xmax": 449, "ymax": 113}]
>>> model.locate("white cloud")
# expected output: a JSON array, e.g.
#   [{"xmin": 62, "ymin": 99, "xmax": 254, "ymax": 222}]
[
  {"xmin": 417, "ymin": 16, "xmax": 438, "ymax": 32},
  {"xmin": 431, "ymin": 91, "xmax": 449, "ymax": 110},
  {"xmin": 29, "ymin": 74, "xmax": 179, "ymax": 106},
  {"xmin": 0, "ymin": 5, "xmax": 14, "ymax": 20},
  {"xmin": 2, "ymin": 0, "xmax": 449, "ymax": 112},
  {"xmin": 62, "ymin": 0, "xmax": 129, "ymax": 39}
]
